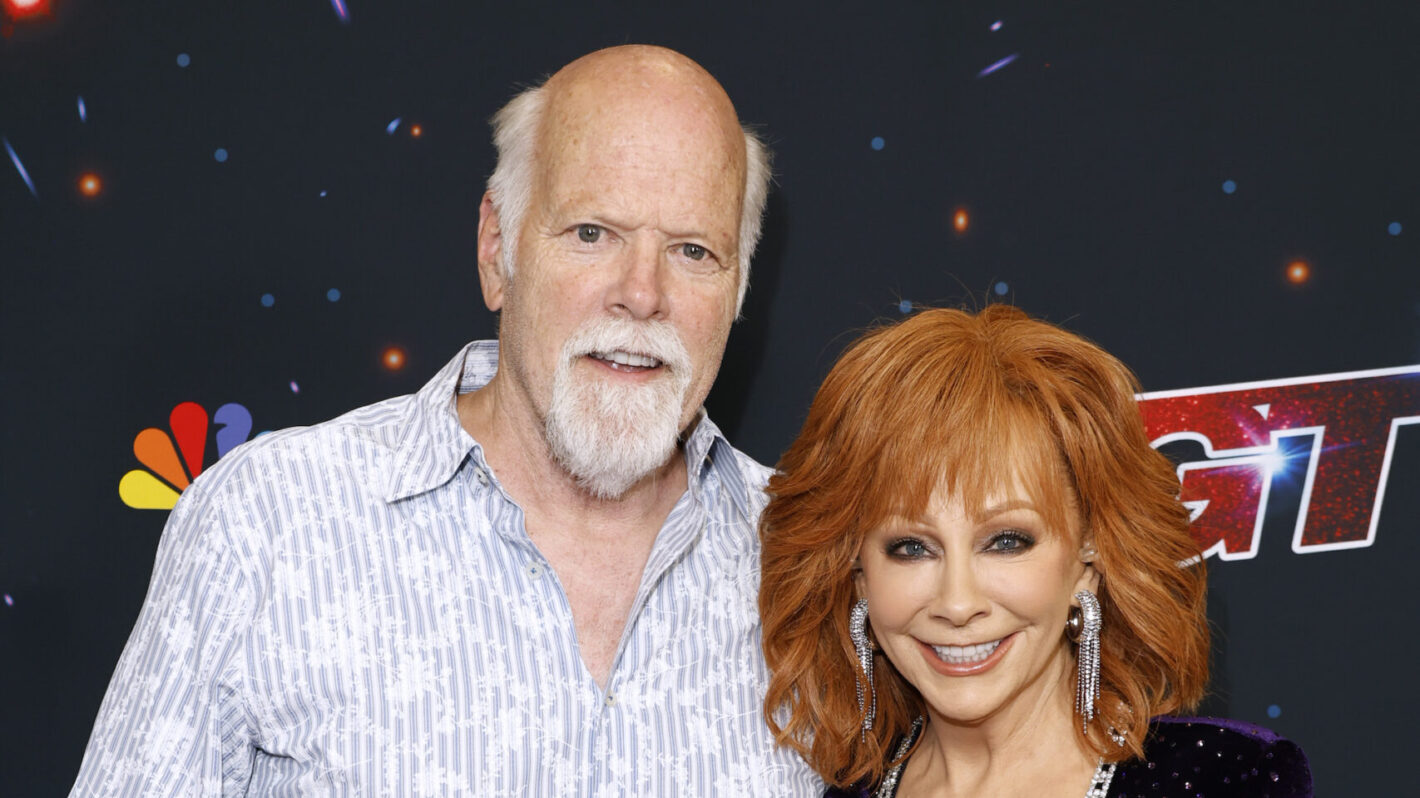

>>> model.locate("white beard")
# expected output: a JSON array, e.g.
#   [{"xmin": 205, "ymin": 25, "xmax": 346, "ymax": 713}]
[{"xmin": 544, "ymin": 317, "xmax": 693, "ymax": 499}]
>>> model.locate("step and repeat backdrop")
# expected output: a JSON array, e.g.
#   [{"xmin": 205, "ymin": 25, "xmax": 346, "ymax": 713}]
[{"xmin": 2, "ymin": 1, "xmax": 1416, "ymax": 793}]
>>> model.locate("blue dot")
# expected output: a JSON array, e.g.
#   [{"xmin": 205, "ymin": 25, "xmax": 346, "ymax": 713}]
[
  {"xmin": 326, "ymin": 288, "xmax": 341, "ymax": 302},
  {"xmin": 898, "ymin": 299, "xmax": 912, "ymax": 314},
  {"xmin": 1389, "ymin": 221, "xmax": 1402, "ymax": 236},
  {"xmin": 1267, "ymin": 704, "xmax": 1281, "ymax": 719},
  {"xmin": 3, "ymin": 593, "xmax": 13, "ymax": 607},
  {"xmin": 994, "ymin": 281, "xmax": 1009, "ymax": 296},
  {"xmin": 870, "ymin": 136, "xmax": 885, "ymax": 151},
  {"xmin": 260, "ymin": 293, "xmax": 274, "ymax": 307},
  {"xmin": 1222, "ymin": 179, "xmax": 1237, "ymax": 194},
  {"xmin": 176, "ymin": 53, "xmax": 191, "ymax": 68},
  {"xmin": 990, "ymin": 20, "xmax": 1003, "ymax": 31},
  {"xmin": 213, "ymin": 148, "xmax": 229, "ymax": 163},
  {"xmin": 319, "ymin": 190, "xmax": 328, "ymax": 198}
]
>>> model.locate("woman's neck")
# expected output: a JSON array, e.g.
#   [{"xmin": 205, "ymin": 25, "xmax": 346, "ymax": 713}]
[{"xmin": 896, "ymin": 670, "xmax": 1099, "ymax": 798}]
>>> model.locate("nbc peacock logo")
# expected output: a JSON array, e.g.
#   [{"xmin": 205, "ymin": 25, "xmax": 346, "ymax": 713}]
[{"xmin": 119, "ymin": 402, "xmax": 255, "ymax": 509}]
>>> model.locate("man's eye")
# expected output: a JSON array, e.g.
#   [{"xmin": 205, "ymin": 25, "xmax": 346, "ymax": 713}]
[
  {"xmin": 680, "ymin": 243, "xmax": 708, "ymax": 261},
  {"xmin": 576, "ymin": 224, "xmax": 602, "ymax": 243}
]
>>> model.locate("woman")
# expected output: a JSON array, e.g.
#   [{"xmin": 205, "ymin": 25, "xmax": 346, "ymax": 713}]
[{"xmin": 760, "ymin": 306, "xmax": 1311, "ymax": 797}]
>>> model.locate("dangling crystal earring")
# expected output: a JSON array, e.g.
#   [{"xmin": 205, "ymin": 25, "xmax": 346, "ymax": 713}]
[
  {"xmin": 849, "ymin": 598, "xmax": 876, "ymax": 737},
  {"xmin": 1067, "ymin": 589, "xmax": 1102, "ymax": 732}
]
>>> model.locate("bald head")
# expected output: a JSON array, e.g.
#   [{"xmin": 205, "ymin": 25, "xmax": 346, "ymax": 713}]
[
  {"xmin": 544, "ymin": 46, "xmax": 744, "ymax": 153},
  {"xmin": 486, "ymin": 46, "xmax": 771, "ymax": 312}
]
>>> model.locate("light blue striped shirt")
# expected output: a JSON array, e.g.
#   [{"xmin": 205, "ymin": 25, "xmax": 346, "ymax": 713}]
[{"xmin": 71, "ymin": 341, "xmax": 821, "ymax": 796}]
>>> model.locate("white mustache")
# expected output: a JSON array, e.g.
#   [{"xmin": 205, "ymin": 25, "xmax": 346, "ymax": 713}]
[{"xmin": 563, "ymin": 317, "xmax": 690, "ymax": 375}]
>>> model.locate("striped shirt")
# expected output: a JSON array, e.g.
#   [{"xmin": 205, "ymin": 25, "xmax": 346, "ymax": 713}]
[{"xmin": 71, "ymin": 341, "xmax": 822, "ymax": 797}]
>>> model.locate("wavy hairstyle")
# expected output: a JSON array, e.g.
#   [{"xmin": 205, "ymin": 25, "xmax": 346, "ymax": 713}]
[{"xmin": 760, "ymin": 305, "xmax": 1209, "ymax": 788}]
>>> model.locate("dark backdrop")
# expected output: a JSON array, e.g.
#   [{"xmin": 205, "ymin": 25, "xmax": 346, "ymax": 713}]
[{"xmin": 3, "ymin": 1, "xmax": 1417, "ymax": 793}]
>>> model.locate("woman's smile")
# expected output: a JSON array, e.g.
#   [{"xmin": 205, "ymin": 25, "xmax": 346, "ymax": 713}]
[{"xmin": 920, "ymin": 633, "xmax": 1014, "ymax": 675}]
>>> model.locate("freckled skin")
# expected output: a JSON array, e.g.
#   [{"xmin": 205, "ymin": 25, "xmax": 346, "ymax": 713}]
[
  {"xmin": 460, "ymin": 46, "xmax": 750, "ymax": 688},
  {"xmin": 493, "ymin": 50, "xmax": 746, "ymax": 441}
]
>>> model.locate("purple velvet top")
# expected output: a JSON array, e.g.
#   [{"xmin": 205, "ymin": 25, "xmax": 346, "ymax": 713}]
[
  {"xmin": 1108, "ymin": 716, "xmax": 1311, "ymax": 797},
  {"xmin": 827, "ymin": 716, "xmax": 1313, "ymax": 797}
]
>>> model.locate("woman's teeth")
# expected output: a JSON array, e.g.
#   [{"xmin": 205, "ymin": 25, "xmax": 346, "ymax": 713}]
[{"xmin": 932, "ymin": 639, "xmax": 1001, "ymax": 664}]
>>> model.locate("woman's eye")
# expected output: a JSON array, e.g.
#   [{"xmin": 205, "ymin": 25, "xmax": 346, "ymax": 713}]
[
  {"xmin": 886, "ymin": 538, "xmax": 929, "ymax": 559},
  {"xmin": 576, "ymin": 224, "xmax": 602, "ymax": 243},
  {"xmin": 680, "ymin": 243, "xmax": 708, "ymax": 260},
  {"xmin": 987, "ymin": 531, "xmax": 1034, "ymax": 553}
]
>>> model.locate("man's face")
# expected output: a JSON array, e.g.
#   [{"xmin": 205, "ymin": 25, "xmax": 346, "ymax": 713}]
[{"xmin": 486, "ymin": 75, "xmax": 745, "ymax": 496}]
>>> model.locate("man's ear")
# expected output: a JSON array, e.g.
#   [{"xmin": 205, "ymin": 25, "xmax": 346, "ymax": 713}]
[{"xmin": 476, "ymin": 192, "xmax": 507, "ymax": 312}]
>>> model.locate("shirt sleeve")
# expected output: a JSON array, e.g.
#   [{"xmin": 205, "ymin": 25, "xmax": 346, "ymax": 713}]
[{"xmin": 69, "ymin": 476, "xmax": 260, "ymax": 797}]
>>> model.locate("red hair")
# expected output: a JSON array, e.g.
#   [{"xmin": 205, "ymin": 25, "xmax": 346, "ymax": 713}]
[{"xmin": 760, "ymin": 305, "xmax": 1209, "ymax": 787}]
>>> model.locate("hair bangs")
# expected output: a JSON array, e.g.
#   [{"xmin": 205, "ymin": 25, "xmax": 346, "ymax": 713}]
[{"xmin": 848, "ymin": 329, "xmax": 1078, "ymax": 540}]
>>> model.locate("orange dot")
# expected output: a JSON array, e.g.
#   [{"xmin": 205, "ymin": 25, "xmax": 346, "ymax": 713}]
[
  {"xmin": 1285, "ymin": 260, "xmax": 1310, "ymax": 284},
  {"xmin": 78, "ymin": 172, "xmax": 102, "ymax": 197},
  {"xmin": 410, "ymin": 124, "xmax": 423, "ymax": 138},
  {"xmin": 953, "ymin": 208, "xmax": 969, "ymax": 233},
  {"xmin": 381, "ymin": 346, "xmax": 407, "ymax": 371}
]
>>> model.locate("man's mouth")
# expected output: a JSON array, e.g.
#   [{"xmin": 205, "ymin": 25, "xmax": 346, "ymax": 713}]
[{"xmin": 588, "ymin": 350, "xmax": 663, "ymax": 371}]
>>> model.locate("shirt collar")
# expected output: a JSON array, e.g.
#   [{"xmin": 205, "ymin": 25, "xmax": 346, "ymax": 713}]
[
  {"xmin": 383, "ymin": 340, "xmax": 746, "ymax": 513},
  {"xmin": 382, "ymin": 341, "xmax": 493, "ymax": 503}
]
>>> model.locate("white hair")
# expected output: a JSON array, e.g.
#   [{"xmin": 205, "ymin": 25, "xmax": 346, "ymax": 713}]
[
  {"xmin": 486, "ymin": 83, "xmax": 773, "ymax": 313},
  {"xmin": 544, "ymin": 316, "xmax": 693, "ymax": 498}
]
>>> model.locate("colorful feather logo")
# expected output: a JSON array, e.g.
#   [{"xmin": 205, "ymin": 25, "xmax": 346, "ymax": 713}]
[{"xmin": 119, "ymin": 402, "xmax": 253, "ymax": 509}]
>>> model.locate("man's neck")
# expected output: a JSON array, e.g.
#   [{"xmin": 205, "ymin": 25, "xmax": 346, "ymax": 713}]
[{"xmin": 455, "ymin": 370, "xmax": 691, "ymax": 687}]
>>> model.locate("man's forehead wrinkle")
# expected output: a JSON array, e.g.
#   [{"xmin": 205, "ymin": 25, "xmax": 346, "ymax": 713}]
[{"xmin": 546, "ymin": 173, "xmax": 739, "ymax": 250}]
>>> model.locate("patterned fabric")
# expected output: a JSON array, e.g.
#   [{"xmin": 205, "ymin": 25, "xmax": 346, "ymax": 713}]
[{"xmin": 71, "ymin": 341, "xmax": 822, "ymax": 797}]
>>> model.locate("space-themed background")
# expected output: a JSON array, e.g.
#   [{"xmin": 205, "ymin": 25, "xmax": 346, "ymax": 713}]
[{"xmin": 3, "ymin": 0, "xmax": 1418, "ymax": 793}]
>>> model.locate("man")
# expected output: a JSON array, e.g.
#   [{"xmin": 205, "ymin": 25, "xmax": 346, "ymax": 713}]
[{"xmin": 70, "ymin": 46, "xmax": 821, "ymax": 795}]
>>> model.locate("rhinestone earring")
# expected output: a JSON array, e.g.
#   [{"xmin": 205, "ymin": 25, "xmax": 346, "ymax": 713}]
[
  {"xmin": 1067, "ymin": 589, "xmax": 1102, "ymax": 731},
  {"xmin": 849, "ymin": 598, "xmax": 876, "ymax": 737}
]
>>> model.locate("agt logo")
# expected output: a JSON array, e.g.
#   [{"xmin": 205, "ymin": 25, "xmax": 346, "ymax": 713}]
[
  {"xmin": 119, "ymin": 402, "xmax": 254, "ymax": 509},
  {"xmin": 1140, "ymin": 365, "xmax": 1420, "ymax": 561}
]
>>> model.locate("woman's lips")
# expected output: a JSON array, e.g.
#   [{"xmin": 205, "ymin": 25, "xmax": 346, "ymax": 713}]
[{"xmin": 918, "ymin": 633, "xmax": 1015, "ymax": 676}]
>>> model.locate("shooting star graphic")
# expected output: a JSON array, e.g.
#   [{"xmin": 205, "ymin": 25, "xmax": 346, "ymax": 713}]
[{"xmin": 3, "ymin": 137, "xmax": 37, "ymax": 197}]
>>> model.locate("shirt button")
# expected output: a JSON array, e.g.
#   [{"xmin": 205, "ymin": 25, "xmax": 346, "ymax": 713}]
[
  {"xmin": 527, "ymin": 563, "xmax": 541, "ymax": 578},
  {"xmin": 475, "ymin": 467, "xmax": 489, "ymax": 485},
  {"xmin": 605, "ymin": 693, "xmax": 616, "ymax": 706}
]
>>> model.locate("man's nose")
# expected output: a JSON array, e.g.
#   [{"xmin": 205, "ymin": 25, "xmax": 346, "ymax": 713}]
[{"xmin": 607, "ymin": 237, "xmax": 666, "ymax": 320}]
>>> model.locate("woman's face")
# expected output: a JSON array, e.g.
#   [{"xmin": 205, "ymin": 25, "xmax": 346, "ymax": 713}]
[{"xmin": 855, "ymin": 475, "xmax": 1097, "ymax": 728}]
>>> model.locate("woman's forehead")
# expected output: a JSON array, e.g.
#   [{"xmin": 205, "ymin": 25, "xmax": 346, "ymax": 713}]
[{"xmin": 876, "ymin": 440, "xmax": 1080, "ymax": 534}]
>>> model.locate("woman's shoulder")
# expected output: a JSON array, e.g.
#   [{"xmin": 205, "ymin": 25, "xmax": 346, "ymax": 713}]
[{"xmin": 1110, "ymin": 716, "xmax": 1312, "ymax": 797}]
